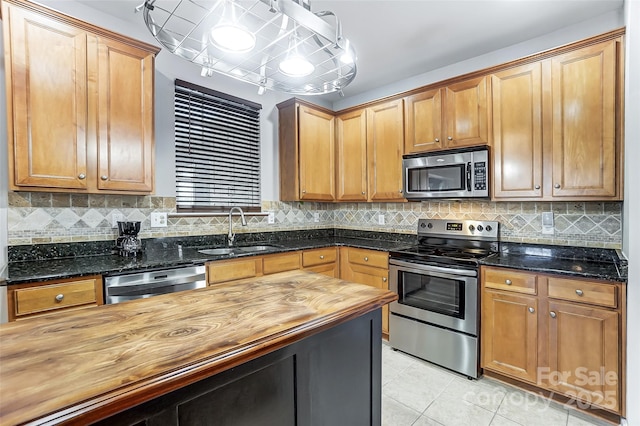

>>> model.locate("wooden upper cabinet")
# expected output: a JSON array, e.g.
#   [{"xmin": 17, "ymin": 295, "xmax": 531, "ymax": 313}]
[
  {"xmin": 444, "ymin": 76, "xmax": 490, "ymax": 149},
  {"xmin": 404, "ymin": 77, "xmax": 489, "ymax": 153},
  {"xmin": 491, "ymin": 63, "xmax": 543, "ymax": 199},
  {"xmin": 278, "ymin": 100, "xmax": 335, "ymax": 201},
  {"xmin": 404, "ymin": 88, "xmax": 443, "ymax": 153},
  {"xmin": 366, "ymin": 100, "xmax": 405, "ymax": 201},
  {"xmin": 336, "ymin": 109, "xmax": 368, "ymax": 201},
  {"xmin": 550, "ymin": 39, "xmax": 620, "ymax": 199},
  {"xmin": 96, "ymin": 38, "xmax": 155, "ymax": 192},
  {"xmin": 3, "ymin": 4, "xmax": 89, "ymax": 190},
  {"xmin": 2, "ymin": 0, "xmax": 159, "ymax": 194}
]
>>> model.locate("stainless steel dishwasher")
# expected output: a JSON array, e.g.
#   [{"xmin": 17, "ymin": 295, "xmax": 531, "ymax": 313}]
[{"xmin": 104, "ymin": 265, "xmax": 206, "ymax": 304}]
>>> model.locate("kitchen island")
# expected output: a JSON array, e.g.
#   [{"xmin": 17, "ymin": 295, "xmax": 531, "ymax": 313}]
[{"xmin": 0, "ymin": 270, "xmax": 396, "ymax": 425}]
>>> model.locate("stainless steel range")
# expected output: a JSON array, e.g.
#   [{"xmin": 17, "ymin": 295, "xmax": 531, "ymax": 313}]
[{"xmin": 389, "ymin": 218, "xmax": 499, "ymax": 379}]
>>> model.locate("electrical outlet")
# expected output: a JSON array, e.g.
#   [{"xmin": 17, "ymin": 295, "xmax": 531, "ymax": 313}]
[
  {"xmin": 314, "ymin": 212, "xmax": 320, "ymax": 223},
  {"xmin": 112, "ymin": 213, "xmax": 125, "ymax": 228},
  {"xmin": 150, "ymin": 212, "xmax": 168, "ymax": 228},
  {"xmin": 378, "ymin": 214, "xmax": 385, "ymax": 225},
  {"xmin": 541, "ymin": 212, "xmax": 554, "ymax": 235},
  {"xmin": 268, "ymin": 212, "xmax": 275, "ymax": 224}
]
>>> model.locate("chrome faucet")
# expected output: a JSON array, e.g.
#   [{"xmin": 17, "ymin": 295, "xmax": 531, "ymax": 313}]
[{"xmin": 227, "ymin": 207, "xmax": 247, "ymax": 246}]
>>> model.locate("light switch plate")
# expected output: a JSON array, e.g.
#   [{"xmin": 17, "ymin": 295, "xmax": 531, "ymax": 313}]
[
  {"xmin": 313, "ymin": 212, "xmax": 320, "ymax": 223},
  {"xmin": 268, "ymin": 212, "xmax": 275, "ymax": 224},
  {"xmin": 150, "ymin": 212, "xmax": 168, "ymax": 228},
  {"xmin": 378, "ymin": 214, "xmax": 385, "ymax": 225},
  {"xmin": 112, "ymin": 213, "xmax": 125, "ymax": 228},
  {"xmin": 541, "ymin": 212, "xmax": 554, "ymax": 235}
]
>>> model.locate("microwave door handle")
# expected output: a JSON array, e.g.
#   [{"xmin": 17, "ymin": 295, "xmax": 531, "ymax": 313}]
[{"xmin": 466, "ymin": 162, "xmax": 472, "ymax": 191}]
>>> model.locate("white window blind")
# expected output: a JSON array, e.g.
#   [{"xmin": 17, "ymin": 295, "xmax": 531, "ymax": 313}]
[{"xmin": 174, "ymin": 80, "xmax": 262, "ymax": 211}]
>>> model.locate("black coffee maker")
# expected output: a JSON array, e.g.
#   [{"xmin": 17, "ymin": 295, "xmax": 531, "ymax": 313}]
[{"xmin": 116, "ymin": 221, "xmax": 142, "ymax": 257}]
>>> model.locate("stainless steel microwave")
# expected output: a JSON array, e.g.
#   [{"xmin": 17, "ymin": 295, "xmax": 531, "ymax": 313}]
[{"xmin": 402, "ymin": 147, "xmax": 489, "ymax": 200}]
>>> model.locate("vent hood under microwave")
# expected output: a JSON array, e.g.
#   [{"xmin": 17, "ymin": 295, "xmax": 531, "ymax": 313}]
[{"xmin": 402, "ymin": 147, "xmax": 489, "ymax": 200}]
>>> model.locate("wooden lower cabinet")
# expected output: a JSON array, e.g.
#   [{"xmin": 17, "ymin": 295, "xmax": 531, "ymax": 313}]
[
  {"xmin": 482, "ymin": 290, "xmax": 538, "ymax": 383},
  {"xmin": 481, "ymin": 266, "xmax": 624, "ymax": 415},
  {"xmin": 206, "ymin": 257, "xmax": 260, "ymax": 285},
  {"xmin": 8, "ymin": 275, "xmax": 103, "ymax": 321},
  {"xmin": 340, "ymin": 247, "xmax": 390, "ymax": 336},
  {"xmin": 263, "ymin": 252, "xmax": 301, "ymax": 275},
  {"xmin": 302, "ymin": 247, "xmax": 338, "ymax": 278}
]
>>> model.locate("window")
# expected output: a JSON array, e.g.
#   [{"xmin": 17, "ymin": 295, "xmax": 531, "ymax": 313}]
[{"xmin": 174, "ymin": 79, "xmax": 262, "ymax": 211}]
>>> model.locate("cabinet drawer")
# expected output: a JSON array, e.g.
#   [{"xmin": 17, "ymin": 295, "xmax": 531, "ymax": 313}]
[
  {"xmin": 547, "ymin": 277, "xmax": 617, "ymax": 308},
  {"xmin": 302, "ymin": 247, "xmax": 337, "ymax": 267},
  {"xmin": 483, "ymin": 268, "xmax": 537, "ymax": 295},
  {"xmin": 207, "ymin": 258, "xmax": 258, "ymax": 285},
  {"xmin": 347, "ymin": 248, "xmax": 388, "ymax": 269},
  {"xmin": 263, "ymin": 252, "xmax": 301, "ymax": 275},
  {"xmin": 14, "ymin": 279, "xmax": 98, "ymax": 317}
]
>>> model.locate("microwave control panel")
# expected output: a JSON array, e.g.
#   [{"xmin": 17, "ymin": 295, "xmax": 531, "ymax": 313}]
[{"xmin": 473, "ymin": 161, "xmax": 487, "ymax": 190}]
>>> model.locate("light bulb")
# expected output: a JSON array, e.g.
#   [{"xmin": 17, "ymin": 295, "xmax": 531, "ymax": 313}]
[
  {"xmin": 279, "ymin": 54, "xmax": 315, "ymax": 77},
  {"xmin": 210, "ymin": 23, "xmax": 255, "ymax": 53}
]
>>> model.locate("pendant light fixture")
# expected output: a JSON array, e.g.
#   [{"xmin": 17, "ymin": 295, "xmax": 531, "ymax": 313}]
[
  {"xmin": 139, "ymin": 0, "xmax": 357, "ymax": 96},
  {"xmin": 209, "ymin": 0, "xmax": 256, "ymax": 53},
  {"xmin": 278, "ymin": 28, "xmax": 314, "ymax": 77}
]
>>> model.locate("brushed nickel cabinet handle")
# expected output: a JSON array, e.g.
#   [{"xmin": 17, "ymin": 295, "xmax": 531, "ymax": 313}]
[
  {"xmin": 435, "ymin": 138, "xmax": 440, "ymax": 142},
  {"xmin": 302, "ymin": 190, "xmax": 306, "ymax": 193},
  {"xmin": 362, "ymin": 191, "xmax": 365, "ymax": 195},
  {"xmin": 554, "ymin": 184, "xmax": 561, "ymax": 189},
  {"xmin": 535, "ymin": 185, "xmax": 540, "ymax": 190},
  {"xmin": 382, "ymin": 277, "xmax": 387, "ymax": 282},
  {"xmin": 78, "ymin": 173, "xmax": 86, "ymax": 180},
  {"xmin": 550, "ymin": 311, "xmax": 557, "ymax": 318},
  {"xmin": 55, "ymin": 294, "xmax": 64, "ymax": 302},
  {"xmin": 528, "ymin": 307, "xmax": 535, "ymax": 313},
  {"xmin": 101, "ymin": 175, "xmax": 108, "ymax": 181},
  {"xmin": 320, "ymin": 255, "xmax": 325, "ymax": 259},
  {"xmin": 447, "ymin": 136, "xmax": 453, "ymax": 141},
  {"xmin": 575, "ymin": 289, "xmax": 584, "ymax": 296},
  {"xmin": 505, "ymin": 279, "xmax": 512, "ymax": 285},
  {"xmin": 364, "ymin": 257, "xmax": 369, "ymax": 261}
]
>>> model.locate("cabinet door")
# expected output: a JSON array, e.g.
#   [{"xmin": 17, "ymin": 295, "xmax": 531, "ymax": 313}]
[
  {"xmin": 366, "ymin": 100, "xmax": 405, "ymax": 201},
  {"xmin": 550, "ymin": 40, "xmax": 619, "ymax": 198},
  {"xmin": 482, "ymin": 290, "xmax": 538, "ymax": 383},
  {"xmin": 4, "ymin": 4, "xmax": 88, "ymax": 190},
  {"xmin": 336, "ymin": 109, "xmax": 368, "ymax": 201},
  {"xmin": 547, "ymin": 301, "xmax": 619, "ymax": 412},
  {"xmin": 443, "ymin": 76, "xmax": 489, "ymax": 149},
  {"xmin": 298, "ymin": 105, "xmax": 335, "ymax": 201},
  {"xmin": 491, "ymin": 63, "xmax": 543, "ymax": 199},
  {"xmin": 404, "ymin": 89, "xmax": 443, "ymax": 153},
  {"xmin": 95, "ymin": 37, "xmax": 155, "ymax": 192}
]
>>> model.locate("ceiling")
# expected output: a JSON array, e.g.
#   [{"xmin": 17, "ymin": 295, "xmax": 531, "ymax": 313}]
[{"xmin": 76, "ymin": 0, "xmax": 624, "ymax": 101}]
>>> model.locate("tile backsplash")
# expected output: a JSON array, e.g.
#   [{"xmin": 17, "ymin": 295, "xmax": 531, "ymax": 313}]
[{"xmin": 7, "ymin": 192, "xmax": 623, "ymax": 249}]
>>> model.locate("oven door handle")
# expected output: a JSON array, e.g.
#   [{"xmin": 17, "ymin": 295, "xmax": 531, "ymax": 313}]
[{"xmin": 389, "ymin": 259, "xmax": 477, "ymax": 277}]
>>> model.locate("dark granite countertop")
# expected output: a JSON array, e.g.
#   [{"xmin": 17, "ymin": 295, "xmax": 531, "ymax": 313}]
[
  {"xmin": 5, "ymin": 231, "xmax": 413, "ymax": 285},
  {"xmin": 480, "ymin": 242, "xmax": 627, "ymax": 282},
  {"xmin": 5, "ymin": 230, "xmax": 628, "ymax": 285}
]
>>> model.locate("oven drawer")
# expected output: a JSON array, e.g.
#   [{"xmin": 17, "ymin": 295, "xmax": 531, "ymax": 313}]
[
  {"xmin": 547, "ymin": 277, "xmax": 617, "ymax": 308},
  {"xmin": 347, "ymin": 248, "xmax": 388, "ymax": 269},
  {"xmin": 483, "ymin": 267, "xmax": 537, "ymax": 295}
]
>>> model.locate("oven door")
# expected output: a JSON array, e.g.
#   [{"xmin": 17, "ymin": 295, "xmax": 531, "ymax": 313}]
[{"xmin": 389, "ymin": 259, "xmax": 478, "ymax": 336}]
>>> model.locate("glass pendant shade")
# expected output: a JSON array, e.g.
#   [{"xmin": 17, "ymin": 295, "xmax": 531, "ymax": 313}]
[{"xmin": 210, "ymin": 23, "xmax": 256, "ymax": 52}]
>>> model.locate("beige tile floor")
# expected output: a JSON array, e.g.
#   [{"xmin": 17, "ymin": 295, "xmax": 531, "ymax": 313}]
[{"xmin": 381, "ymin": 343, "xmax": 616, "ymax": 426}]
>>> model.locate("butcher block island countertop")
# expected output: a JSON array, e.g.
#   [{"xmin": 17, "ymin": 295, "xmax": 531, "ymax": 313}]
[{"xmin": 0, "ymin": 270, "xmax": 397, "ymax": 426}]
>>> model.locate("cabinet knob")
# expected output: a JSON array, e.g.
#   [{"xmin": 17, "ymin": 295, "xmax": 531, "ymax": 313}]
[
  {"xmin": 575, "ymin": 289, "xmax": 584, "ymax": 296},
  {"xmin": 554, "ymin": 183, "xmax": 561, "ymax": 189},
  {"xmin": 534, "ymin": 185, "xmax": 540, "ymax": 190},
  {"xmin": 320, "ymin": 255, "xmax": 325, "ymax": 259},
  {"xmin": 101, "ymin": 175, "xmax": 108, "ymax": 181},
  {"xmin": 78, "ymin": 173, "xmax": 86, "ymax": 180},
  {"xmin": 362, "ymin": 191, "xmax": 365, "ymax": 195},
  {"xmin": 550, "ymin": 311, "xmax": 557, "ymax": 318},
  {"xmin": 505, "ymin": 279, "xmax": 512, "ymax": 285},
  {"xmin": 528, "ymin": 307, "xmax": 535, "ymax": 313},
  {"xmin": 382, "ymin": 277, "xmax": 387, "ymax": 282},
  {"xmin": 302, "ymin": 190, "xmax": 306, "ymax": 194},
  {"xmin": 364, "ymin": 257, "xmax": 369, "ymax": 261},
  {"xmin": 55, "ymin": 294, "xmax": 64, "ymax": 302},
  {"xmin": 447, "ymin": 136, "xmax": 453, "ymax": 141},
  {"xmin": 435, "ymin": 138, "xmax": 440, "ymax": 142}
]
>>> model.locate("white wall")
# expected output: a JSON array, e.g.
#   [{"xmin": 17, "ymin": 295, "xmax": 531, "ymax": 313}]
[{"xmin": 623, "ymin": 0, "xmax": 640, "ymax": 424}]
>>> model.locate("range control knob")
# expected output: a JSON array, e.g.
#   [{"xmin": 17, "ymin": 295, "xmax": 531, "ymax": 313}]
[
  {"xmin": 427, "ymin": 222, "xmax": 433, "ymax": 229},
  {"xmin": 468, "ymin": 225, "xmax": 475, "ymax": 232},
  {"xmin": 477, "ymin": 225, "xmax": 484, "ymax": 232},
  {"xmin": 485, "ymin": 225, "xmax": 493, "ymax": 232},
  {"xmin": 420, "ymin": 222, "xmax": 426, "ymax": 228}
]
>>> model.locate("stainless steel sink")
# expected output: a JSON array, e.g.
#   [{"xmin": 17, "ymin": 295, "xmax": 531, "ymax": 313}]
[
  {"xmin": 198, "ymin": 248, "xmax": 235, "ymax": 255},
  {"xmin": 198, "ymin": 245, "xmax": 280, "ymax": 256},
  {"xmin": 235, "ymin": 245, "xmax": 280, "ymax": 252}
]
